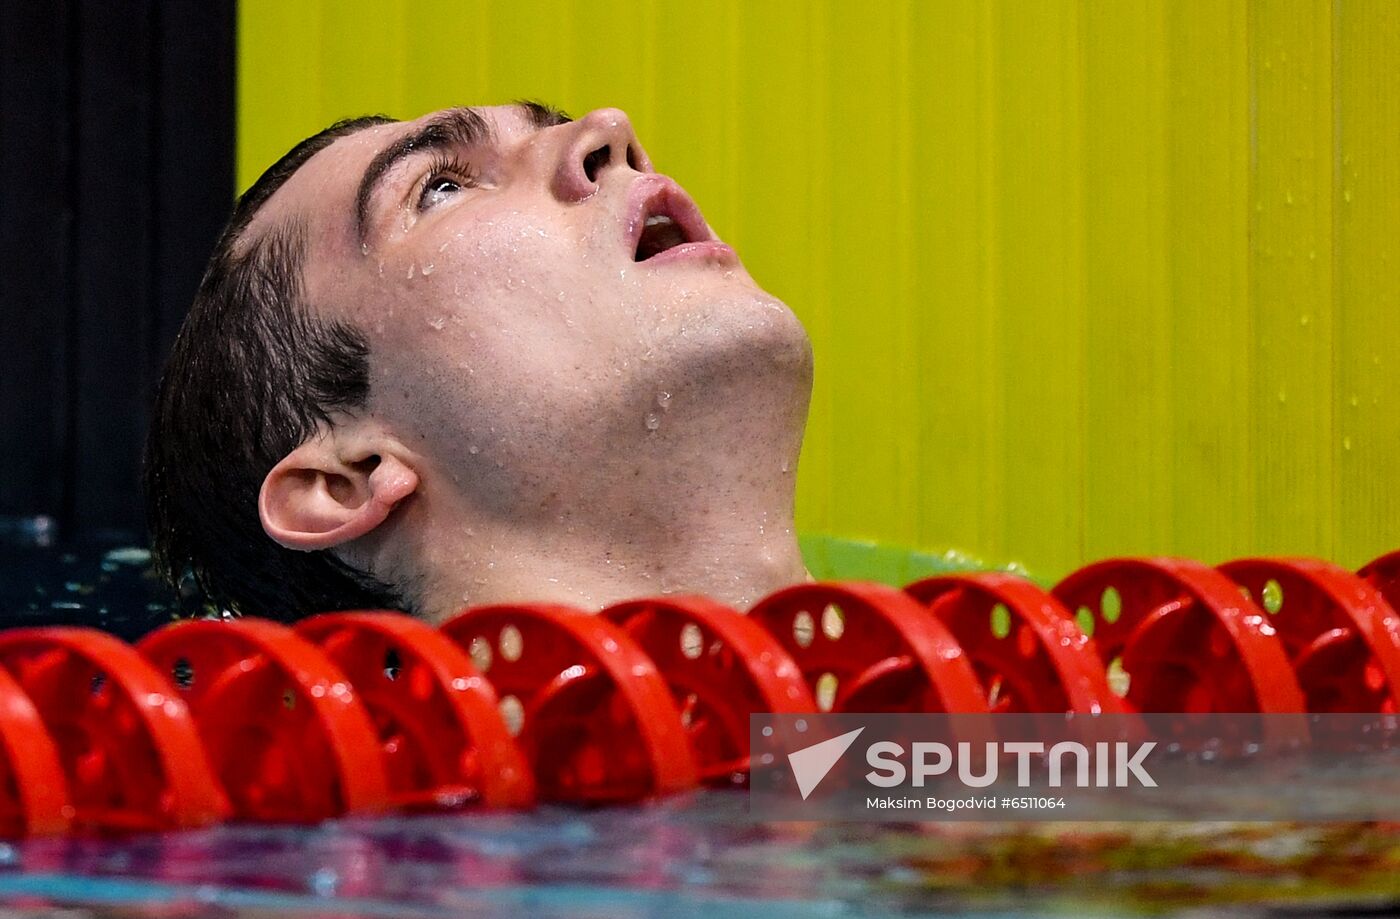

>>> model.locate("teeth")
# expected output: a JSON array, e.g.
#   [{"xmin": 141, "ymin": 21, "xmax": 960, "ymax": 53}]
[{"xmin": 645, "ymin": 215, "xmax": 674, "ymax": 228}]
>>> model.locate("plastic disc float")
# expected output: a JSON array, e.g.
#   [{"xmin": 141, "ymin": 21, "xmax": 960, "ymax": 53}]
[
  {"xmin": 0, "ymin": 665, "xmax": 69, "ymax": 837},
  {"xmin": 747, "ymin": 582, "xmax": 989, "ymax": 715},
  {"xmin": 1051, "ymin": 558, "xmax": 1306, "ymax": 716},
  {"xmin": 440, "ymin": 604, "xmax": 697, "ymax": 803},
  {"xmin": 1218, "ymin": 558, "xmax": 1400, "ymax": 713},
  {"xmin": 295, "ymin": 612, "xmax": 535, "ymax": 809},
  {"xmin": 0, "ymin": 627, "xmax": 225, "ymax": 833},
  {"xmin": 905, "ymin": 573, "xmax": 1120, "ymax": 715},
  {"xmin": 138, "ymin": 618, "xmax": 389, "ymax": 822},
  {"xmin": 603, "ymin": 595, "xmax": 815, "ymax": 785}
]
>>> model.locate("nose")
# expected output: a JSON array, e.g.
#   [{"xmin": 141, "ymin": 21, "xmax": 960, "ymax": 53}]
[{"xmin": 550, "ymin": 108, "xmax": 652, "ymax": 202}]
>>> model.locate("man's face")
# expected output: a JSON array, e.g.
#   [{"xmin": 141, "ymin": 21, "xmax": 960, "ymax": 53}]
[{"xmin": 256, "ymin": 104, "xmax": 811, "ymax": 518}]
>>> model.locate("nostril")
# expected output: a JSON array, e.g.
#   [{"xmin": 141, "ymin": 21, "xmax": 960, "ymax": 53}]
[
  {"xmin": 625, "ymin": 145, "xmax": 639, "ymax": 170},
  {"xmin": 582, "ymin": 145, "xmax": 610, "ymax": 183}
]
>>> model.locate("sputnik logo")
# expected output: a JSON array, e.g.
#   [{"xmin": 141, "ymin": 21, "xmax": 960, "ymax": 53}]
[{"xmin": 787, "ymin": 727, "xmax": 865, "ymax": 800}]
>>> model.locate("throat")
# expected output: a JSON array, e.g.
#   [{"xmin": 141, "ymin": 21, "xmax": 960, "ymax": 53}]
[{"xmin": 420, "ymin": 522, "xmax": 809, "ymax": 623}]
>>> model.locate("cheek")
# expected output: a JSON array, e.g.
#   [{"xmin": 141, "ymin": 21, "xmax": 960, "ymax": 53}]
[{"xmin": 362, "ymin": 215, "xmax": 629, "ymax": 412}]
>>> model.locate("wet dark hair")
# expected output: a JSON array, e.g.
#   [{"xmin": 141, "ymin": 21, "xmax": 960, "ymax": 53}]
[{"xmin": 144, "ymin": 115, "xmax": 411, "ymax": 621}]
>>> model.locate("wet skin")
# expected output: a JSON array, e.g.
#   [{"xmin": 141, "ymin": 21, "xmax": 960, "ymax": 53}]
[{"xmin": 253, "ymin": 104, "xmax": 813, "ymax": 618}]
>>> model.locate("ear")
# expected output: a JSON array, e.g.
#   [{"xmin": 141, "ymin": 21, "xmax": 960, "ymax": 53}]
[{"xmin": 258, "ymin": 435, "xmax": 419, "ymax": 551}]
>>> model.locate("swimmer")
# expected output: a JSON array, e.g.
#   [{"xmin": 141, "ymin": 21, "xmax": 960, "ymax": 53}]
[{"xmin": 145, "ymin": 103, "xmax": 813, "ymax": 623}]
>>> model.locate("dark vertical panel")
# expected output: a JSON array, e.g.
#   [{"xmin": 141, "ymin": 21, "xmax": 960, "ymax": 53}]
[
  {"xmin": 151, "ymin": 0, "xmax": 237, "ymax": 365},
  {"xmin": 68, "ymin": 0, "xmax": 156, "ymax": 537},
  {"xmin": 0, "ymin": 0, "xmax": 72, "ymax": 524},
  {"xmin": 0, "ymin": 0, "xmax": 235, "ymax": 544}
]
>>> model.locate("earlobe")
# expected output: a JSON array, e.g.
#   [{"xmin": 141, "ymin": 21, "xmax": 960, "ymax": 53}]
[{"xmin": 258, "ymin": 441, "xmax": 419, "ymax": 552}]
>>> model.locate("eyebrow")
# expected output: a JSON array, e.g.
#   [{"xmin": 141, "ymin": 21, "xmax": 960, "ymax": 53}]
[{"xmin": 353, "ymin": 102, "xmax": 573, "ymax": 246}]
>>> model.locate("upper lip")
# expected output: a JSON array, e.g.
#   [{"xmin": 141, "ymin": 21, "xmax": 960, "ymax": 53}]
[{"xmin": 623, "ymin": 175, "xmax": 714, "ymax": 260}]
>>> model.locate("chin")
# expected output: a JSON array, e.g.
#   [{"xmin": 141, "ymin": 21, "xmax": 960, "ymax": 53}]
[{"xmin": 671, "ymin": 287, "xmax": 814, "ymax": 384}]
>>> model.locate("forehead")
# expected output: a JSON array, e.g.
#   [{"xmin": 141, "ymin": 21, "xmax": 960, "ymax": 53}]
[{"xmin": 249, "ymin": 104, "xmax": 528, "ymax": 256}]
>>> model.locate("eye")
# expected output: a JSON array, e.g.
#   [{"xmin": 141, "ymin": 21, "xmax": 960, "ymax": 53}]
[
  {"xmin": 417, "ymin": 155, "xmax": 478, "ymax": 210},
  {"xmin": 421, "ymin": 176, "xmax": 462, "ymax": 208}
]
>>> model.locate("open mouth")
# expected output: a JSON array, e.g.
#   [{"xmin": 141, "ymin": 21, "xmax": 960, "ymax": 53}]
[
  {"xmin": 628, "ymin": 181, "xmax": 711, "ymax": 262},
  {"xmin": 634, "ymin": 214, "xmax": 690, "ymax": 261}
]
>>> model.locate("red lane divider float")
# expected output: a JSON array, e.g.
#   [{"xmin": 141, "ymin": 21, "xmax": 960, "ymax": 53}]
[
  {"xmin": 294, "ymin": 612, "xmax": 535, "ymax": 809},
  {"xmin": 1360, "ymin": 550, "xmax": 1400, "ymax": 599},
  {"xmin": 905, "ymin": 573, "xmax": 1120, "ymax": 715},
  {"xmin": 747, "ymin": 582, "xmax": 989, "ymax": 715},
  {"xmin": 1218, "ymin": 558, "xmax": 1400, "ymax": 713},
  {"xmin": 2, "ymin": 545, "xmax": 1397, "ymax": 837},
  {"xmin": 1358, "ymin": 550, "xmax": 1400, "ymax": 655},
  {"xmin": 440, "ymin": 604, "xmax": 697, "ymax": 804},
  {"xmin": 603, "ymin": 595, "xmax": 815, "ymax": 786},
  {"xmin": 0, "ymin": 665, "xmax": 69, "ymax": 837},
  {"xmin": 138, "ymin": 619, "xmax": 389, "ymax": 823},
  {"xmin": 1050, "ymin": 558, "xmax": 1306, "ymax": 715},
  {"xmin": 0, "ymin": 628, "xmax": 226, "ymax": 833}
]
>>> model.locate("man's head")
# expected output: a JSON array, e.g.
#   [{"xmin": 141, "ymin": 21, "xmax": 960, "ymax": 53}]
[{"xmin": 147, "ymin": 103, "xmax": 812, "ymax": 621}]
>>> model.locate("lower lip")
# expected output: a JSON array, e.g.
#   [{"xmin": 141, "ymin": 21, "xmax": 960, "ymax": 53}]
[{"xmin": 639, "ymin": 240, "xmax": 737, "ymax": 267}]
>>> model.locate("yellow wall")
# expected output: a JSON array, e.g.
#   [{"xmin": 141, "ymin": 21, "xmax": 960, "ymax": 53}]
[{"xmin": 238, "ymin": 0, "xmax": 1400, "ymax": 578}]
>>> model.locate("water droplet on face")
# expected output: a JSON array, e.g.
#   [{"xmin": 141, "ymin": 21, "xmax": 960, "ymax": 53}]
[
  {"xmin": 656, "ymin": 391, "xmax": 671, "ymax": 410},
  {"xmin": 468, "ymin": 444, "xmax": 480, "ymax": 455},
  {"xmin": 427, "ymin": 316, "xmax": 446, "ymax": 330},
  {"xmin": 781, "ymin": 460, "xmax": 790, "ymax": 473},
  {"xmin": 360, "ymin": 242, "xmax": 369, "ymax": 256},
  {"xmin": 557, "ymin": 291, "xmax": 566, "ymax": 302},
  {"xmin": 644, "ymin": 411, "xmax": 662, "ymax": 432},
  {"xmin": 407, "ymin": 264, "xmax": 416, "ymax": 279},
  {"xmin": 421, "ymin": 263, "xmax": 435, "ymax": 276}
]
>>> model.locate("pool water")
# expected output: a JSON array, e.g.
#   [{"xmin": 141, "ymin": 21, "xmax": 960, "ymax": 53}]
[{"xmin": 2, "ymin": 792, "xmax": 1398, "ymax": 918}]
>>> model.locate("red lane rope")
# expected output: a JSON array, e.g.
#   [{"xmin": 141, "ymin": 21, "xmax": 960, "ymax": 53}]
[
  {"xmin": 295, "ymin": 611, "xmax": 535, "ymax": 809},
  {"xmin": 0, "ymin": 665, "xmax": 70, "ymax": 836},
  {"xmin": 0, "ymin": 628, "xmax": 226, "ymax": 833},
  {"xmin": 1219, "ymin": 558, "xmax": 1400, "ymax": 713},
  {"xmin": 440, "ymin": 603, "xmax": 698, "ymax": 803},
  {"xmin": 0, "ymin": 549, "xmax": 1393, "ymax": 836},
  {"xmin": 906, "ymin": 573, "xmax": 1121, "ymax": 715},
  {"xmin": 1051, "ymin": 558, "xmax": 1307, "ymax": 717},
  {"xmin": 747, "ymin": 582, "xmax": 989, "ymax": 715},
  {"xmin": 603, "ymin": 595, "xmax": 815, "ymax": 785},
  {"xmin": 138, "ymin": 619, "xmax": 389, "ymax": 822}
]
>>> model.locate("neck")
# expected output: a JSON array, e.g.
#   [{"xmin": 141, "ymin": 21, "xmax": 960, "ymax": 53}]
[
  {"xmin": 418, "ymin": 510, "xmax": 809, "ymax": 620},
  {"xmin": 407, "ymin": 363, "xmax": 812, "ymax": 621}
]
